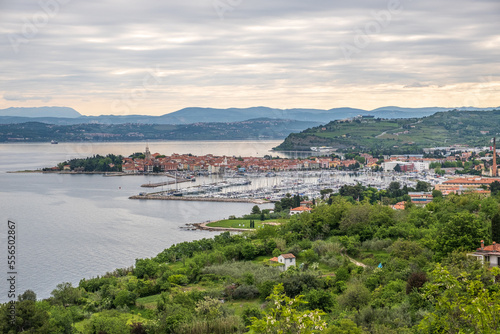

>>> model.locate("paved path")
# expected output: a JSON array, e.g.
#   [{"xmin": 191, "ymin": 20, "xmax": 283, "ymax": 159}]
[{"xmin": 340, "ymin": 249, "xmax": 368, "ymax": 268}]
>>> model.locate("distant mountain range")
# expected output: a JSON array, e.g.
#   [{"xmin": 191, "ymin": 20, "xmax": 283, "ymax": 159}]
[
  {"xmin": 0, "ymin": 118, "xmax": 319, "ymax": 142},
  {"xmin": 0, "ymin": 107, "xmax": 81, "ymax": 118},
  {"xmin": 1, "ymin": 106, "xmax": 499, "ymax": 125}
]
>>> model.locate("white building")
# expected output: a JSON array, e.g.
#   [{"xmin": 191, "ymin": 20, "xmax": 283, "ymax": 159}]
[
  {"xmin": 413, "ymin": 162, "xmax": 430, "ymax": 171},
  {"xmin": 382, "ymin": 161, "xmax": 412, "ymax": 172},
  {"xmin": 382, "ymin": 161, "xmax": 429, "ymax": 172},
  {"xmin": 469, "ymin": 240, "xmax": 500, "ymax": 267},
  {"xmin": 278, "ymin": 253, "xmax": 296, "ymax": 270}
]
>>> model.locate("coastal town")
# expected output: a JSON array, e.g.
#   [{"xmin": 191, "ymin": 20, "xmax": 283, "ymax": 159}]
[{"xmin": 49, "ymin": 144, "xmax": 500, "ymax": 207}]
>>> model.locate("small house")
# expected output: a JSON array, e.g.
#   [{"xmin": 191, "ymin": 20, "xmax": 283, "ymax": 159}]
[
  {"xmin": 468, "ymin": 240, "xmax": 500, "ymax": 267},
  {"xmin": 278, "ymin": 253, "xmax": 296, "ymax": 270},
  {"xmin": 289, "ymin": 207, "xmax": 312, "ymax": 215}
]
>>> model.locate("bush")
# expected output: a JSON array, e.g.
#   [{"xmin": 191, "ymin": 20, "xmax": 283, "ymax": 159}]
[
  {"xmin": 202, "ymin": 262, "xmax": 281, "ymax": 285},
  {"xmin": 241, "ymin": 306, "xmax": 262, "ymax": 327},
  {"xmin": 286, "ymin": 244, "xmax": 302, "ymax": 257},
  {"xmin": 335, "ymin": 267, "xmax": 350, "ymax": 282},
  {"xmin": 406, "ymin": 272, "xmax": 427, "ymax": 294},
  {"xmin": 361, "ymin": 238, "xmax": 393, "ymax": 251},
  {"xmin": 258, "ymin": 281, "xmax": 276, "ymax": 300},
  {"xmin": 113, "ymin": 290, "xmax": 137, "ymax": 307},
  {"xmin": 320, "ymin": 254, "xmax": 343, "ymax": 268},
  {"xmin": 299, "ymin": 239, "xmax": 313, "ymax": 250},
  {"xmin": 241, "ymin": 243, "xmax": 258, "ymax": 260},
  {"xmin": 168, "ymin": 274, "xmax": 189, "ymax": 286},
  {"xmin": 232, "ymin": 285, "xmax": 260, "ymax": 300},
  {"xmin": 303, "ymin": 289, "xmax": 336, "ymax": 312},
  {"xmin": 313, "ymin": 240, "xmax": 342, "ymax": 256}
]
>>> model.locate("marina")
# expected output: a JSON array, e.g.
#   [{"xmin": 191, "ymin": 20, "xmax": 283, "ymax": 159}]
[{"xmin": 131, "ymin": 169, "xmax": 443, "ymax": 202}]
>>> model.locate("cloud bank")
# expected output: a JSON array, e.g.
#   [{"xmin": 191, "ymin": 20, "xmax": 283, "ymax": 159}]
[{"xmin": 1, "ymin": 0, "xmax": 499, "ymax": 115}]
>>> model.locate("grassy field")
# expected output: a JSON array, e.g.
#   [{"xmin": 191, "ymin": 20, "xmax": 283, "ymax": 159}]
[
  {"xmin": 206, "ymin": 219, "xmax": 286, "ymax": 229},
  {"xmin": 136, "ymin": 294, "xmax": 163, "ymax": 308}
]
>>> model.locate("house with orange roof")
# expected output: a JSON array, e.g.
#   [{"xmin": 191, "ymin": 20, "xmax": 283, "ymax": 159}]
[
  {"xmin": 408, "ymin": 192, "xmax": 433, "ymax": 205},
  {"xmin": 289, "ymin": 207, "xmax": 312, "ymax": 215},
  {"xmin": 391, "ymin": 201, "xmax": 406, "ymax": 210},
  {"xmin": 278, "ymin": 253, "xmax": 296, "ymax": 270},
  {"xmin": 435, "ymin": 177, "xmax": 500, "ymax": 193},
  {"xmin": 469, "ymin": 240, "xmax": 500, "ymax": 267}
]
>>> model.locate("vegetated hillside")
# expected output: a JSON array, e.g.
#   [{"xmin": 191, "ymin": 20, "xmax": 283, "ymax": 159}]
[
  {"xmin": 274, "ymin": 109, "xmax": 500, "ymax": 153},
  {"xmin": 0, "ymin": 118, "xmax": 319, "ymax": 142},
  {"xmin": 2, "ymin": 190, "xmax": 500, "ymax": 333}
]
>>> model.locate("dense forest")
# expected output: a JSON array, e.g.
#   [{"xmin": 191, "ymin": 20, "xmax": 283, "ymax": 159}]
[{"xmin": 2, "ymin": 190, "xmax": 500, "ymax": 333}]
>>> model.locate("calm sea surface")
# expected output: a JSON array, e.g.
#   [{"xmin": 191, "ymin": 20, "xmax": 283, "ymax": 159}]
[{"xmin": 0, "ymin": 141, "xmax": 279, "ymax": 302}]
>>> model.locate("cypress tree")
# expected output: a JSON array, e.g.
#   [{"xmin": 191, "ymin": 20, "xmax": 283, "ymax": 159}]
[{"xmin": 492, "ymin": 213, "xmax": 500, "ymax": 243}]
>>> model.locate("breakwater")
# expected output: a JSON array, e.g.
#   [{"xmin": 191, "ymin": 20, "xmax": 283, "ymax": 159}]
[{"xmin": 129, "ymin": 195, "xmax": 268, "ymax": 204}]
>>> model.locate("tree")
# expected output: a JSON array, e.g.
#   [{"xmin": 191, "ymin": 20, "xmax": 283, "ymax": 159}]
[
  {"xmin": 84, "ymin": 310, "xmax": 130, "ymax": 334},
  {"xmin": 195, "ymin": 296, "xmax": 225, "ymax": 320},
  {"xmin": 0, "ymin": 299, "xmax": 53, "ymax": 333},
  {"xmin": 387, "ymin": 181, "xmax": 402, "ymax": 197},
  {"xmin": 490, "ymin": 181, "xmax": 500, "ymax": 195},
  {"xmin": 113, "ymin": 289, "xmax": 137, "ymax": 307},
  {"xmin": 432, "ymin": 189, "xmax": 443, "ymax": 199},
  {"xmin": 338, "ymin": 283, "xmax": 370, "ymax": 313},
  {"xmin": 406, "ymin": 272, "xmax": 427, "ymax": 294},
  {"xmin": 492, "ymin": 212, "xmax": 500, "ymax": 243},
  {"xmin": 436, "ymin": 211, "xmax": 487, "ymax": 259},
  {"xmin": 241, "ymin": 243, "xmax": 257, "ymax": 260},
  {"xmin": 51, "ymin": 282, "xmax": 82, "ymax": 307},
  {"xmin": 251, "ymin": 205, "xmax": 261, "ymax": 215},
  {"xmin": 393, "ymin": 164, "xmax": 401, "ymax": 172},
  {"xmin": 415, "ymin": 181, "xmax": 431, "ymax": 192},
  {"xmin": 18, "ymin": 289, "xmax": 37, "ymax": 301},
  {"xmin": 419, "ymin": 265, "xmax": 500, "ymax": 333},
  {"xmin": 249, "ymin": 284, "xmax": 327, "ymax": 333},
  {"xmin": 320, "ymin": 189, "xmax": 333, "ymax": 199},
  {"xmin": 435, "ymin": 167, "xmax": 445, "ymax": 176},
  {"xmin": 327, "ymin": 319, "xmax": 366, "ymax": 334}
]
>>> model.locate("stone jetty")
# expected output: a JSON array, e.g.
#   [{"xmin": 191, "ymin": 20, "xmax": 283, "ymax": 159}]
[{"xmin": 129, "ymin": 195, "xmax": 268, "ymax": 204}]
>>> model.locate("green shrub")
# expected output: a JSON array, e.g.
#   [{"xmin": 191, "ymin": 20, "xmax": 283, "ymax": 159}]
[
  {"xmin": 168, "ymin": 274, "xmax": 189, "ymax": 286},
  {"xmin": 232, "ymin": 285, "xmax": 259, "ymax": 300}
]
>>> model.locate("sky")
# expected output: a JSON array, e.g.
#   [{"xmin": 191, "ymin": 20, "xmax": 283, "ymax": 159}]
[{"xmin": 0, "ymin": 0, "xmax": 499, "ymax": 116}]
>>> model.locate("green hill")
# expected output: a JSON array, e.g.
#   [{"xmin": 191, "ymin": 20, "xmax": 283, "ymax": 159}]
[{"xmin": 274, "ymin": 109, "xmax": 500, "ymax": 153}]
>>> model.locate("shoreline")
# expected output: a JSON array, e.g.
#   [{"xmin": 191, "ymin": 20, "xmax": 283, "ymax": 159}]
[
  {"xmin": 188, "ymin": 220, "xmax": 282, "ymax": 232},
  {"xmin": 190, "ymin": 221, "xmax": 252, "ymax": 232}
]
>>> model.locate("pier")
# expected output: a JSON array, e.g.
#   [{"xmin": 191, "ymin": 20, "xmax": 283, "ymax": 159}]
[
  {"xmin": 140, "ymin": 179, "xmax": 191, "ymax": 188},
  {"xmin": 129, "ymin": 195, "xmax": 268, "ymax": 204}
]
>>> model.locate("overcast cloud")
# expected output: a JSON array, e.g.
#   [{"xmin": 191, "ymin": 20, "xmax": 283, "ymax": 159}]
[{"xmin": 0, "ymin": 0, "xmax": 499, "ymax": 115}]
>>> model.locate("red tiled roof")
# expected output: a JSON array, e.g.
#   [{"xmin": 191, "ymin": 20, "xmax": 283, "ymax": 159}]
[
  {"xmin": 290, "ymin": 207, "xmax": 312, "ymax": 212},
  {"xmin": 392, "ymin": 201, "xmax": 406, "ymax": 210},
  {"xmin": 280, "ymin": 253, "xmax": 296, "ymax": 259},
  {"xmin": 443, "ymin": 177, "xmax": 500, "ymax": 185},
  {"xmin": 269, "ymin": 257, "xmax": 279, "ymax": 262},
  {"xmin": 478, "ymin": 243, "xmax": 500, "ymax": 252}
]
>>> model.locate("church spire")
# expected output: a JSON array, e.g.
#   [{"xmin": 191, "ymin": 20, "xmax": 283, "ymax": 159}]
[{"xmin": 145, "ymin": 144, "xmax": 152, "ymax": 160}]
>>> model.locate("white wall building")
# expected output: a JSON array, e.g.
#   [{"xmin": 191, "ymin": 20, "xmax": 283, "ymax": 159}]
[{"xmin": 278, "ymin": 253, "xmax": 296, "ymax": 270}]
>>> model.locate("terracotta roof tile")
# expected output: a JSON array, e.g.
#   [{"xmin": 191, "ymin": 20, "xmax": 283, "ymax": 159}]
[{"xmin": 280, "ymin": 253, "xmax": 296, "ymax": 259}]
